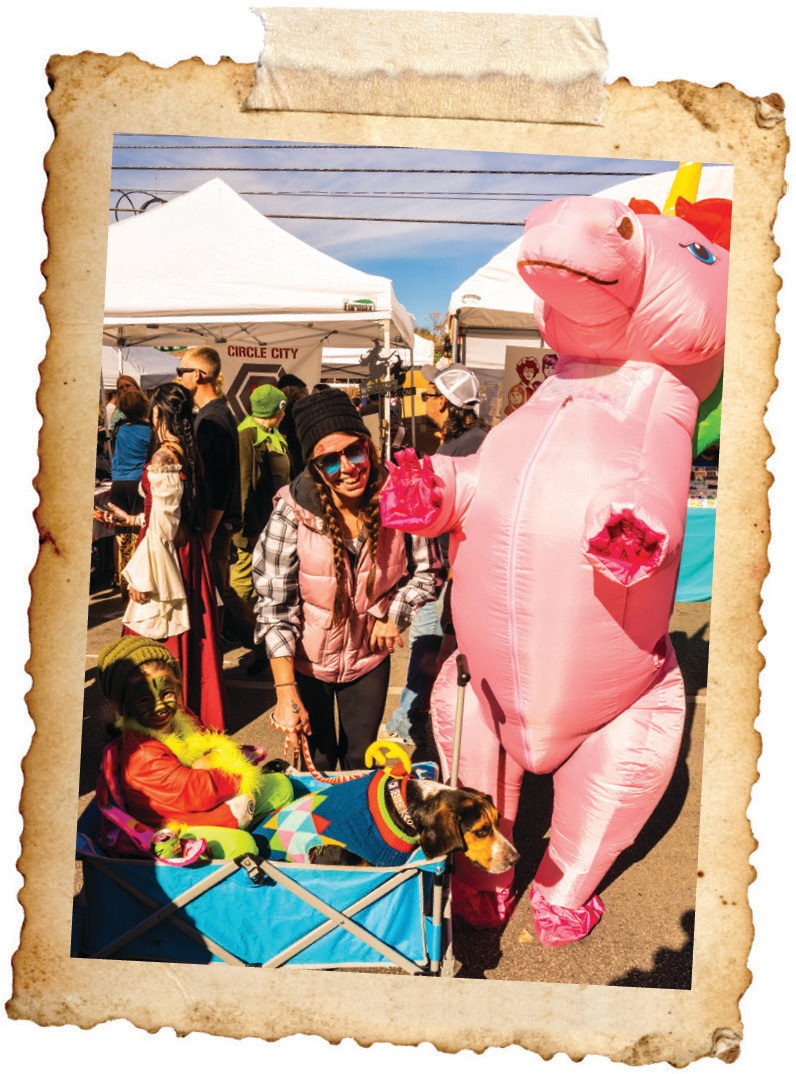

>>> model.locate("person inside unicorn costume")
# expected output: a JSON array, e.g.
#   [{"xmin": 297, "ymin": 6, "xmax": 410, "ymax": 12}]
[{"xmin": 380, "ymin": 163, "xmax": 731, "ymax": 946}]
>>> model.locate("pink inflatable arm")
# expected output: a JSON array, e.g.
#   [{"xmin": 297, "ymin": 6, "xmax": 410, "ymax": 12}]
[
  {"xmin": 380, "ymin": 448, "xmax": 480, "ymax": 537},
  {"xmin": 582, "ymin": 488, "xmax": 681, "ymax": 586}
]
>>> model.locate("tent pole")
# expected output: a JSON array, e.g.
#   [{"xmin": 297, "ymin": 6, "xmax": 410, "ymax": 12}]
[
  {"xmin": 409, "ymin": 345, "xmax": 417, "ymax": 450},
  {"xmin": 451, "ymin": 313, "xmax": 459, "ymax": 364},
  {"xmin": 382, "ymin": 320, "xmax": 391, "ymax": 460}
]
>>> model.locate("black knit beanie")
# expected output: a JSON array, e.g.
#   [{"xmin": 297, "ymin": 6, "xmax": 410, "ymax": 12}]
[{"xmin": 293, "ymin": 388, "xmax": 369, "ymax": 461}]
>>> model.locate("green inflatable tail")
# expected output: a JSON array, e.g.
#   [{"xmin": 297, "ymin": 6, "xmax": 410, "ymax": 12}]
[{"xmin": 692, "ymin": 372, "xmax": 722, "ymax": 458}]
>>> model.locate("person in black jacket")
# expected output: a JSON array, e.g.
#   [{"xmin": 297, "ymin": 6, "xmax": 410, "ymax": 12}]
[
  {"xmin": 175, "ymin": 347, "xmax": 244, "ymax": 641},
  {"xmin": 277, "ymin": 373, "xmax": 308, "ymax": 478}
]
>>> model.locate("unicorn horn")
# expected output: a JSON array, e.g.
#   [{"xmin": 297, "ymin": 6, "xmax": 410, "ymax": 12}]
[{"xmin": 662, "ymin": 161, "xmax": 703, "ymax": 214}]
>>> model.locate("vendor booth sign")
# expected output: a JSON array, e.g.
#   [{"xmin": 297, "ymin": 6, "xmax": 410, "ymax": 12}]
[
  {"xmin": 501, "ymin": 344, "xmax": 558, "ymax": 417},
  {"xmin": 216, "ymin": 340, "xmax": 322, "ymax": 423}
]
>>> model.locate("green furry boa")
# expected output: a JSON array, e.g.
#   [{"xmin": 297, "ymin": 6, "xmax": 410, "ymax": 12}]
[{"xmin": 124, "ymin": 711, "xmax": 266, "ymax": 800}]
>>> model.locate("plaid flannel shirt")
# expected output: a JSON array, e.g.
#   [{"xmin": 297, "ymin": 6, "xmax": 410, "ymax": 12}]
[{"xmin": 252, "ymin": 497, "xmax": 444, "ymax": 659}]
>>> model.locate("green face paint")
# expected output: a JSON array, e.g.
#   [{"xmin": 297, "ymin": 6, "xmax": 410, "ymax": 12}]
[{"xmin": 124, "ymin": 667, "xmax": 181, "ymax": 730}]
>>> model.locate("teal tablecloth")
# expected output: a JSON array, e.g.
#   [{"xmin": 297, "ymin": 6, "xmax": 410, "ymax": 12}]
[{"xmin": 675, "ymin": 505, "xmax": 716, "ymax": 603}]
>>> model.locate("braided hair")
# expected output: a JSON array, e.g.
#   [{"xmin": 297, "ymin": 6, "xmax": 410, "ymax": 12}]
[
  {"xmin": 310, "ymin": 437, "xmax": 382, "ymax": 627},
  {"xmin": 148, "ymin": 382, "xmax": 207, "ymax": 535}
]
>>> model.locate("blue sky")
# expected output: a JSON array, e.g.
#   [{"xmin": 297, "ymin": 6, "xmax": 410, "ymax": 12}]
[{"xmin": 109, "ymin": 136, "xmax": 685, "ymax": 331}]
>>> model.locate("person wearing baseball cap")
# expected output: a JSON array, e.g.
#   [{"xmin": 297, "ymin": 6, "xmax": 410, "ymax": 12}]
[
  {"xmin": 383, "ymin": 363, "xmax": 492, "ymax": 745},
  {"xmin": 230, "ymin": 385, "xmax": 291, "ymax": 652},
  {"xmin": 419, "ymin": 363, "xmax": 488, "ymax": 450},
  {"xmin": 251, "ymin": 388, "xmax": 444, "ymax": 771}
]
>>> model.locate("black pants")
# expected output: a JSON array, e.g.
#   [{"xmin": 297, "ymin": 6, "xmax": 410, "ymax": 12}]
[{"xmin": 297, "ymin": 657, "xmax": 391, "ymax": 771}]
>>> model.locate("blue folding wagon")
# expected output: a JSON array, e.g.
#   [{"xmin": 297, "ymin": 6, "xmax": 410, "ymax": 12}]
[
  {"xmin": 74, "ymin": 761, "xmax": 453, "ymax": 974},
  {"xmin": 74, "ymin": 657, "xmax": 477, "ymax": 974}
]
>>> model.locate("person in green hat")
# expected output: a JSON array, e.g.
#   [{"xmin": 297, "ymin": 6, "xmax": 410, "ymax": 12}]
[
  {"xmin": 230, "ymin": 385, "xmax": 291, "ymax": 636},
  {"xmin": 96, "ymin": 635, "xmax": 294, "ymax": 858}
]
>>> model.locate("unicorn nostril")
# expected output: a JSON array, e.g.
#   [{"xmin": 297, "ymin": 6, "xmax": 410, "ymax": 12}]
[{"xmin": 617, "ymin": 216, "xmax": 634, "ymax": 240}]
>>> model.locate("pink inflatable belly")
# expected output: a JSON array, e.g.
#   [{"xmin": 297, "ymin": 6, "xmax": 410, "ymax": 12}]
[{"xmin": 447, "ymin": 357, "xmax": 696, "ymax": 773}]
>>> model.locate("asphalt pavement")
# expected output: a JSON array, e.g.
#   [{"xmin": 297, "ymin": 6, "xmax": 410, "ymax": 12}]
[{"xmin": 77, "ymin": 576, "xmax": 709, "ymax": 987}]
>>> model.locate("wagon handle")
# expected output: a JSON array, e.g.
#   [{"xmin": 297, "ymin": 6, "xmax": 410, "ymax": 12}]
[{"xmin": 450, "ymin": 654, "xmax": 470, "ymax": 790}]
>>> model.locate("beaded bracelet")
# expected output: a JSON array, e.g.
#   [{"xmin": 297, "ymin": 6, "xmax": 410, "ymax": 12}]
[{"xmin": 275, "ymin": 681, "xmax": 297, "ymax": 688}]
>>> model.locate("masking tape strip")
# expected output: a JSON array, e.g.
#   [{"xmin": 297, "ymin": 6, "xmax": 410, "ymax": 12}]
[{"xmin": 244, "ymin": 8, "xmax": 608, "ymax": 124}]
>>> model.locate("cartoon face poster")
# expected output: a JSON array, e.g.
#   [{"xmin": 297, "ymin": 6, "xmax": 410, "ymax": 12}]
[{"xmin": 501, "ymin": 346, "xmax": 559, "ymax": 416}]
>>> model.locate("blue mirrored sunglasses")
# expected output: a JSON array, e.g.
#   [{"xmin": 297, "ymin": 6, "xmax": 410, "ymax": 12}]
[{"xmin": 313, "ymin": 439, "xmax": 369, "ymax": 480}]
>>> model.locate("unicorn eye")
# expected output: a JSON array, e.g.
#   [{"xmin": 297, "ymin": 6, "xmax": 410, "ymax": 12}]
[{"xmin": 681, "ymin": 242, "xmax": 716, "ymax": 265}]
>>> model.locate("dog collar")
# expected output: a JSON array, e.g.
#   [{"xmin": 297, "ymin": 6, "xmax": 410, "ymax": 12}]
[{"xmin": 386, "ymin": 777, "xmax": 416, "ymax": 831}]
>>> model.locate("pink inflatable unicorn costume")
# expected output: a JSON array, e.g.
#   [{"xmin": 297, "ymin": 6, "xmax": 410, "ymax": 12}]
[{"xmin": 380, "ymin": 165, "xmax": 732, "ymax": 946}]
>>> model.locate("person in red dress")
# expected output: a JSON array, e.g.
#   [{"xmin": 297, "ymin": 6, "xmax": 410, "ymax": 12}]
[{"xmin": 106, "ymin": 381, "xmax": 229, "ymax": 731}]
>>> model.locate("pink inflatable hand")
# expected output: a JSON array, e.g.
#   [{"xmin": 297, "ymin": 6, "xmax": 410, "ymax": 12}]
[{"xmin": 380, "ymin": 448, "xmax": 445, "ymax": 530}]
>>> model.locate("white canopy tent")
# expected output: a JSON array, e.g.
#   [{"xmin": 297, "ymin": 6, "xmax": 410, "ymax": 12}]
[
  {"xmin": 448, "ymin": 165, "xmax": 734, "ymax": 371},
  {"xmin": 103, "ymin": 178, "xmax": 415, "ymax": 445},
  {"xmin": 101, "ymin": 346, "xmax": 181, "ymax": 392},
  {"xmin": 104, "ymin": 177, "xmax": 415, "ymax": 353}
]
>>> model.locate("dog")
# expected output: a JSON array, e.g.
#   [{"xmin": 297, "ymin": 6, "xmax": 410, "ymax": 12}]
[{"xmin": 258, "ymin": 765, "xmax": 519, "ymax": 873}]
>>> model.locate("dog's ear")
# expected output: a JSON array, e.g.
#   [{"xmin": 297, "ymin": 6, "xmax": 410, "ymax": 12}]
[{"xmin": 419, "ymin": 804, "xmax": 467, "ymax": 859}]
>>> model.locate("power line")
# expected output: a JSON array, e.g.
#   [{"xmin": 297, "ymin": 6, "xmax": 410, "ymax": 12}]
[
  {"xmin": 110, "ymin": 165, "xmax": 658, "ymax": 176},
  {"xmin": 109, "ymin": 207, "xmax": 526, "ymax": 225},
  {"xmin": 109, "ymin": 186, "xmax": 565, "ymax": 201}
]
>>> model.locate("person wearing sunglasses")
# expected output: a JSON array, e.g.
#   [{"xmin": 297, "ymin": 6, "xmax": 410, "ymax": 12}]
[
  {"xmin": 175, "ymin": 347, "xmax": 246, "ymax": 645},
  {"xmin": 251, "ymin": 388, "xmax": 444, "ymax": 771},
  {"xmin": 384, "ymin": 363, "xmax": 492, "ymax": 746}
]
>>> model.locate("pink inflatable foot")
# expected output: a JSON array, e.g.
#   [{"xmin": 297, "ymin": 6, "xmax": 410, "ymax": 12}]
[
  {"xmin": 529, "ymin": 887, "xmax": 605, "ymax": 947},
  {"xmin": 451, "ymin": 876, "xmax": 518, "ymax": 930}
]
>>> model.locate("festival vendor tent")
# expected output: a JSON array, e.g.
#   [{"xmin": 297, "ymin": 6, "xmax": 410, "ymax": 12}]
[
  {"xmin": 101, "ymin": 346, "xmax": 180, "ymax": 392},
  {"xmin": 103, "ymin": 178, "xmax": 414, "ymax": 422},
  {"xmin": 446, "ymin": 164, "xmax": 734, "ymax": 601}
]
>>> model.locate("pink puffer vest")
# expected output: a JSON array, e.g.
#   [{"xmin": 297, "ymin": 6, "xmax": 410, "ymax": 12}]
[{"xmin": 277, "ymin": 487, "xmax": 409, "ymax": 683}]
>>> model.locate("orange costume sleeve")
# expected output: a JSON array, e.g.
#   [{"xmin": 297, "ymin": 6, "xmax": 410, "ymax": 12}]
[{"xmin": 120, "ymin": 731, "xmax": 242, "ymax": 830}]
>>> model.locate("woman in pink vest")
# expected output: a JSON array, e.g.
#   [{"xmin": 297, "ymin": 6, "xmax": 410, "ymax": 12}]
[{"xmin": 252, "ymin": 389, "xmax": 443, "ymax": 770}]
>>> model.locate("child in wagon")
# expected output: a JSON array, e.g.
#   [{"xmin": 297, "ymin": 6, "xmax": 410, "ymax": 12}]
[{"xmin": 96, "ymin": 636, "xmax": 294, "ymax": 859}]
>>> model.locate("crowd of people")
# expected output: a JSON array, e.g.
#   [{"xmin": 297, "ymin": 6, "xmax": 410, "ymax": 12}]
[{"xmin": 95, "ymin": 347, "xmax": 492, "ymax": 855}]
